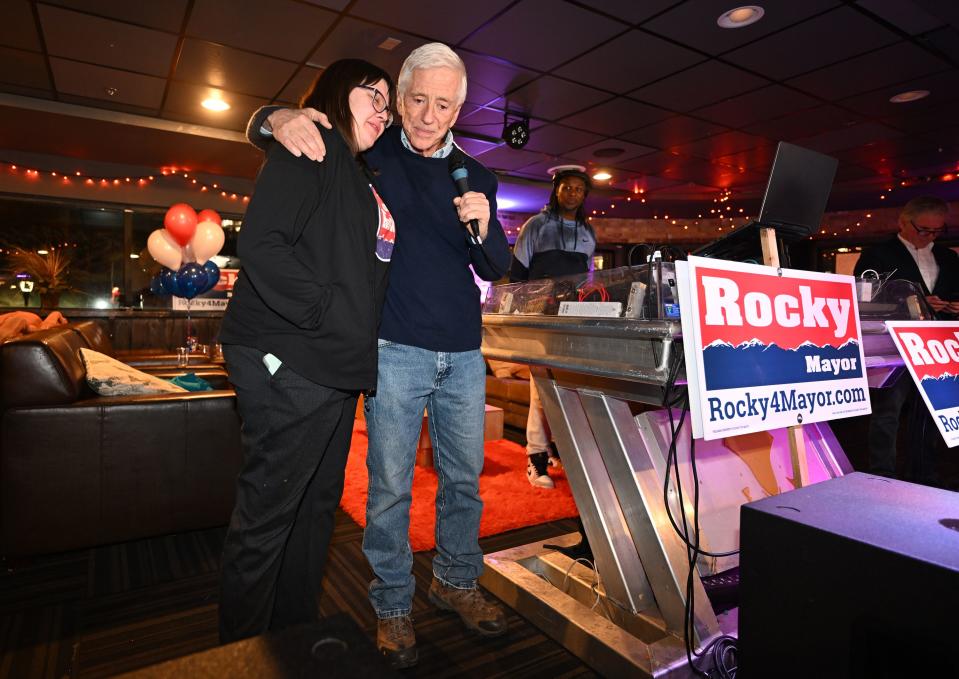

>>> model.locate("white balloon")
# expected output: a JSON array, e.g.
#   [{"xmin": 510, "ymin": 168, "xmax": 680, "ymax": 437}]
[
  {"xmin": 191, "ymin": 220, "xmax": 225, "ymax": 265},
  {"xmin": 147, "ymin": 229, "xmax": 182, "ymax": 270}
]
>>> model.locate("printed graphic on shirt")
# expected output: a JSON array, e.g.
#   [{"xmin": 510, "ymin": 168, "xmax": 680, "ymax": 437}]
[{"xmin": 370, "ymin": 185, "xmax": 395, "ymax": 262}]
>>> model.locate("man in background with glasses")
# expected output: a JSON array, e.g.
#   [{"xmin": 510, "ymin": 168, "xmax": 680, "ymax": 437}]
[{"xmin": 854, "ymin": 196, "xmax": 959, "ymax": 485}]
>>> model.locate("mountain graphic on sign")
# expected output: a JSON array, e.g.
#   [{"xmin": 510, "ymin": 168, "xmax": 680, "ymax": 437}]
[
  {"xmin": 919, "ymin": 373, "xmax": 959, "ymax": 411},
  {"xmin": 703, "ymin": 338, "xmax": 863, "ymax": 391}
]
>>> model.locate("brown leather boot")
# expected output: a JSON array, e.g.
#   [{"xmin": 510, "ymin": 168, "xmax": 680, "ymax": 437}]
[
  {"xmin": 427, "ymin": 577, "xmax": 507, "ymax": 636},
  {"xmin": 376, "ymin": 615, "xmax": 417, "ymax": 669}
]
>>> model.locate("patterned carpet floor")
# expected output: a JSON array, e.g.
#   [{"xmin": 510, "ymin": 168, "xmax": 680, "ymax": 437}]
[{"xmin": 0, "ymin": 511, "xmax": 595, "ymax": 678}]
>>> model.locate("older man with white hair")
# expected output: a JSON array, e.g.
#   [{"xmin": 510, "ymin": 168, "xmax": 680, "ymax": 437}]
[{"xmin": 246, "ymin": 42, "xmax": 510, "ymax": 668}]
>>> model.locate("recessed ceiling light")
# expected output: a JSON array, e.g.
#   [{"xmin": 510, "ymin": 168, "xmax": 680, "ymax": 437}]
[
  {"xmin": 889, "ymin": 89, "xmax": 929, "ymax": 103},
  {"xmin": 202, "ymin": 97, "xmax": 231, "ymax": 112},
  {"xmin": 717, "ymin": 5, "xmax": 764, "ymax": 28},
  {"xmin": 592, "ymin": 171, "xmax": 612, "ymax": 181},
  {"xmin": 378, "ymin": 37, "xmax": 402, "ymax": 50}
]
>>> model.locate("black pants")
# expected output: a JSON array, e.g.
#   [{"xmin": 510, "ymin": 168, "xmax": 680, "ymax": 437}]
[
  {"xmin": 219, "ymin": 344, "xmax": 358, "ymax": 643},
  {"xmin": 868, "ymin": 372, "xmax": 937, "ymax": 485}
]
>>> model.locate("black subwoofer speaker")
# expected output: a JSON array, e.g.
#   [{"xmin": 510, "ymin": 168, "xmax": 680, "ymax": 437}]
[{"xmin": 739, "ymin": 472, "xmax": 959, "ymax": 679}]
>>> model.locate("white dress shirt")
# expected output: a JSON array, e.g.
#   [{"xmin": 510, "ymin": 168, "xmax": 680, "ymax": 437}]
[{"xmin": 898, "ymin": 234, "xmax": 939, "ymax": 292}]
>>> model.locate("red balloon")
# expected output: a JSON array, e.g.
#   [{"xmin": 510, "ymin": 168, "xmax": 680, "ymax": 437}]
[
  {"xmin": 164, "ymin": 203, "xmax": 198, "ymax": 247},
  {"xmin": 197, "ymin": 209, "xmax": 222, "ymax": 225}
]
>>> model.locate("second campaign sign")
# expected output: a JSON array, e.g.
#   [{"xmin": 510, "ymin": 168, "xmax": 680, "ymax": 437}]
[{"xmin": 677, "ymin": 256, "xmax": 872, "ymax": 440}]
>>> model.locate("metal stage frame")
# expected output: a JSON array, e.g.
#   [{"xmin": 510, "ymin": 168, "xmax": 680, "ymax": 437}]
[{"xmin": 479, "ymin": 313, "xmax": 903, "ymax": 678}]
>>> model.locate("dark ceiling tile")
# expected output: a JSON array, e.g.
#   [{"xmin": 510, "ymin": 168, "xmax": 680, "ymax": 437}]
[
  {"xmin": 631, "ymin": 60, "xmax": 767, "ymax": 112},
  {"xmin": 350, "ymin": 0, "xmax": 514, "ymax": 44},
  {"xmin": 724, "ymin": 6, "xmax": 900, "ymax": 80},
  {"xmin": 303, "ymin": 0, "xmax": 351, "ymax": 10},
  {"xmin": 559, "ymin": 97, "xmax": 670, "ymax": 136},
  {"xmin": 0, "ymin": 47, "xmax": 51, "ymax": 91},
  {"xmin": 834, "ymin": 137, "xmax": 941, "ymax": 166},
  {"xmin": 838, "ymin": 69, "xmax": 959, "ymax": 117},
  {"xmin": 49, "ymin": 0, "xmax": 189, "ymax": 32},
  {"xmin": 564, "ymin": 139, "xmax": 657, "ymax": 167},
  {"xmin": 615, "ymin": 150, "xmax": 686, "ymax": 174},
  {"xmin": 50, "ymin": 57, "xmax": 166, "ymax": 109},
  {"xmin": 56, "ymin": 93, "xmax": 160, "ymax": 118},
  {"xmin": 455, "ymin": 100, "xmax": 507, "ymax": 134},
  {"xmin": 187, "ymin": 0, "xmax": 335, "ymax": 62},
  {"xmin": 163, "ymin": 81, "xmax": 270, "ymax": 131},
  {"xmin": 456, "ymin": 136, "xmax": 502, "ymax": 158},
  {"xmin": 714, "ymin": 145, "xmax": 778, "ymax": 172},
  {"xmin": 176, "ymin": 39, "xmax": 297, "ymax": 99},
  {"xmin": 461, "ymin": 0, "xmax": 624, "ymax": 72},
  {"xmin": 692, "ymin": 85, "xmax": 819, "ymax": 128},
  {"xmin": 642, "ymin": 0, "xmax": 839, "ymax": 56},
  {"xmin": 833, "ymin": 163, "xmax": 880, "ymax": 182},
  {"xmin": 39, "ymin": 4, "xmax": 177, "ymax": 77},
  {"xmin": 576, "ymin": 0, "xmax": 678, "ymax": 24},
  {"xmin": 470, "ymin": 145, "xmax": 545, "ymax": 171},
  {"xmin": 277, "ymin": 66, "xmax": 322, "ymax": 104},
  {"xmin": 921, "ymin": 26, "xmax": 959, "ymax": 65},
  {"xmin": 507, "ymin": 76, "xmax": 609, "ymax": 120},
  {"xmin": 610, "ymin": 174, "xmax": 682, "ymax": 192},
  {"xmin": 461, "ymin": 52, "xmax": 537, "ymax": 106},
  {"xmin": 880, "ymin": 104, "xmax": 957, "ymax": 134},
  {"xmin": 510, "ymin": 157, "xmax": 579, "ymax": 181},
  {"xmin": 521, "ymin": 124, "xmax": 605, "ymax": 154},
  {"xmin": 886, "ymin": 148, "xmax": 959, "ymax": 175},
  {"xmin": 793, "ymin": 122, "xmax": 903, "ymax": 154},
  {"xmin": 787, "ymin": 42, "xmax": 948, "ymax": 101},
  {"xmin": 1, "ymin": 0, "xmax": 41, "ymax": 51},
  {"xmin": 744, "ymin": 105, "xmax": 864, "ymax": 143},
  {"xmin": 307, "ymin": 17, "xmax": 429, "ymax": 79},
  {"xmin": 673, "ymin": 131, "xmax": 770, "ymax": 160},
  {"xmin": 856, "ymin": 0, "xmax": 945, "ymax": 34},
  {"xmin": 554, "ymin": 30, "xmax": 704, "ymax": 94},
  {"xmin": 622, "ymin": 115, "xmax": 727, "ymax": 147}
]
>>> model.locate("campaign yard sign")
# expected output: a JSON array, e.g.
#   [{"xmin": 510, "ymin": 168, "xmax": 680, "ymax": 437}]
[
  {"xmin": 677, "ymin": 256, "xmax": 871, "ymax": 441},
  {"xmin": 885, "ymin": 321, "xmax": 959, "ymax": 448}
]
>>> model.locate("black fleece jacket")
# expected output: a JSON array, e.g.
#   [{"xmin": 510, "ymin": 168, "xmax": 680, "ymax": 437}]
[{"xmin": 219, "ymin": 126, "xmax": 389, "ymax": 389}]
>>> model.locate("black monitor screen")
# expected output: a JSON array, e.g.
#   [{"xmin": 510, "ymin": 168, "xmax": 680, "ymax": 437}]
[
  {"xmin": 692, "ymin": 142, "xmax": 838, "ymax": 263},
  {"xmin": 757, "ymin": 141, "xmax": 838, "ymax": 238}
]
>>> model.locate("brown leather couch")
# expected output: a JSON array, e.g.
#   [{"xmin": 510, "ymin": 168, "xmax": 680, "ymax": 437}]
[{"xmin": 0, "ymin": 325, "xmax": 242, "ymax": 557}]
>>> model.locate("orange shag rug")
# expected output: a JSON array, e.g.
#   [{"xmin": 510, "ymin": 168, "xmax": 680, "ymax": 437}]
[{"xmin": 340, "ymin": 422, "xmax": 579, "ymax": 552}]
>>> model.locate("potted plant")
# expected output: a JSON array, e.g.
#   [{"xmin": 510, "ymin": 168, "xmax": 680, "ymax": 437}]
[{"xmin": 5, "ymin": 248, "xmax": 72, "ymax": 310}]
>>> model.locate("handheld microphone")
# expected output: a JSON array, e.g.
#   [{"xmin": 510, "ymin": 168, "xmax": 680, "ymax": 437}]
[{"xmin": 447, "ymin": 150, "xmax": 482, "ymax": 245}]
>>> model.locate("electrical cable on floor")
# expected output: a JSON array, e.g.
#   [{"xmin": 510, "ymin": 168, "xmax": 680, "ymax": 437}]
[{"xmin": 660, "ymin": 347, "xmax": 739, "ymax": 678}]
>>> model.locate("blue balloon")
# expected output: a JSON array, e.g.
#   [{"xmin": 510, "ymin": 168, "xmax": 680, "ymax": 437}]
[
  {"xmin": 176, "ymin": 262, "xmax": 207, "ymax": 299},
  {"xmin": 149, "ymin": 275, "xmax": 165, "ymax": 296},
  {"xmin": 159, "ymin": 267, "xmax": 179, "ymax": 295},
  {"xmin": 200, "ymin": 259, "xmax": 220, "ymax": 294},
  {"xmin": 201, "ymin": 260, "xmax": 220, "ymax": 294}
]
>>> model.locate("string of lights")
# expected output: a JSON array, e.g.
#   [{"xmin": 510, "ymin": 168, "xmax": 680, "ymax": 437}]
[{"xmin": 1, "ymin": 161, "xmax": 250, "ymax": 203}]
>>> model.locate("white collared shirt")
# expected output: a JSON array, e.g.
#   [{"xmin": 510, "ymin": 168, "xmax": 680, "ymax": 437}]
[
  {"xmin": 898, "ymin": 234, "xmax": 939, "ymax": 291},
  {"xmin": 400, "ymin": 129, "xmax": 454, "ymax": 158}
]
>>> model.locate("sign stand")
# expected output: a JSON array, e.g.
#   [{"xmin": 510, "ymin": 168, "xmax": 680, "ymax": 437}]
[{"xmin": 759, "ymin": 227, "xmax": 810, "ymax": 488}]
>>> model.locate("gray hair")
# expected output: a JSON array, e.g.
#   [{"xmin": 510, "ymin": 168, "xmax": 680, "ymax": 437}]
[
  {"xmin": 901, "ymin": 195, "xmax": 948, "ymax": 220},
  {"xmin": 397, "ymin": 42, "xmax": 467, "ymax": 106}
]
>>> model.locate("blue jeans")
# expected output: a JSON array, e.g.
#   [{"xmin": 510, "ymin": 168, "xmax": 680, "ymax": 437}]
[{"xmin": 363, "ymin": 340, "xmax": 487, "ymax": 618}]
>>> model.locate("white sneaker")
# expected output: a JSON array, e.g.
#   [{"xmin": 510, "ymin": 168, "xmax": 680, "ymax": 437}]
[{"xmin": 527, "ymin": 453, "xmax": 554, "ymax": 489}]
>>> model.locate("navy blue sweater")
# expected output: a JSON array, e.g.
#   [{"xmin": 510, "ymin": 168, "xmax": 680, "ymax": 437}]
[{"xmin": 365, "ymin": 127, "xmax": 510, "ymax": 351}]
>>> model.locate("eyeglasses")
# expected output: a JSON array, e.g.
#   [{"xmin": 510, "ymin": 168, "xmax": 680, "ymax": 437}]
[
  {"xmin": 359, "ymin": 85, "xmax": 393, "ymax": 126},
  {"xmin": 910, "ymin": 219, "xmax": 947, "ymax": 236}
]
